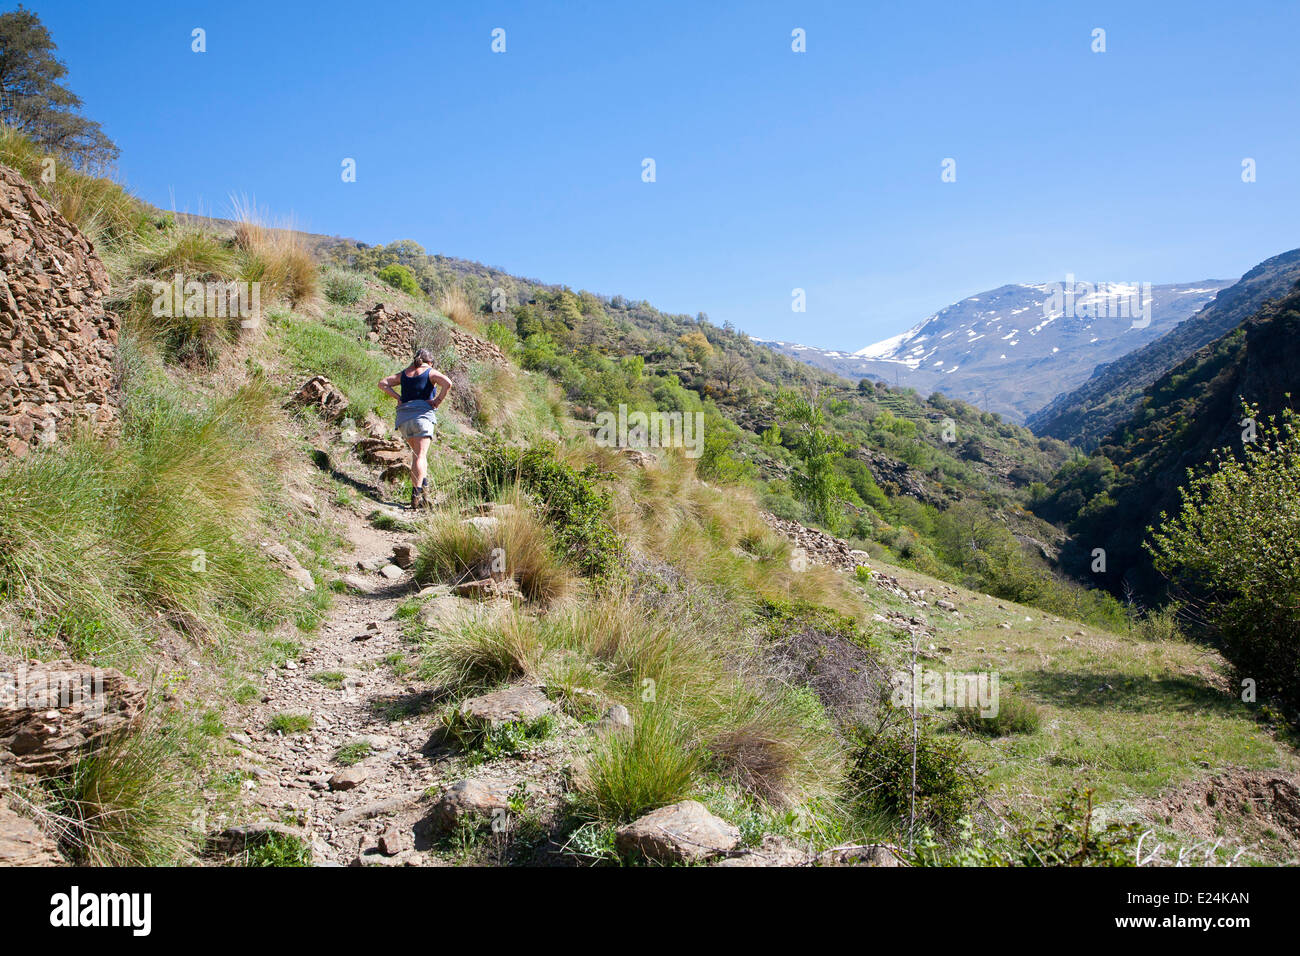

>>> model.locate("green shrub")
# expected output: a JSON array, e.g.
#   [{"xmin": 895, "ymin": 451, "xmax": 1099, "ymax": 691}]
[
  {"xmin": 849, "ymin": 728, "xmax": 979, "ymax": 832},
  {"xmin": 378, "ymin": 263, "xmax": 420, "ymax": 296},
  {"xmin": 464, "ymin": 438, "xmax": 622, "ymax": 578},
  {"xmin": 1148, "ymin": 407, "xmax": 1300, "ymax": 709},
  {"xmin": 323, "ymin": 268, "xmax": 366, "ymax": 305}
]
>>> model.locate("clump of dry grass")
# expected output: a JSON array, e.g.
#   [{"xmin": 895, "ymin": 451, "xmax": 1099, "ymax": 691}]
[
  {"xmin": 438, "ymin": 284, "xmax": 480, "ymax": 333},
  {"xmin": 230, "ymin": 195, "xmax": 319, "ymax": 308},
  {"xmin": 413, "ymin": 491, "xmax": 576, "ymax": 604}
]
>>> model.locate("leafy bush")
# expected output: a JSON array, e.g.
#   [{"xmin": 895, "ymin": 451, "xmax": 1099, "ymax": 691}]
[
  {"xmin": 323, "ymin": 268, "xmax": 366, "ymax": 305},
  {"xmin": 378, "ymin": 263, "xmax": 420, "ymax": 296},
  {"xmin": 464, "ymin": 438, "xmax": 622, "ymax": 578},
  {"xmin": 849, "ymin": 728, "xmax": 980, "ymax": 832},
  {"xmin": 1148, "ymin": 407, "xmax": 1300, "ymax": 709},
  {"xmin": 912, "ymin": 788, "xmax": 1138, "ymax": 867}
]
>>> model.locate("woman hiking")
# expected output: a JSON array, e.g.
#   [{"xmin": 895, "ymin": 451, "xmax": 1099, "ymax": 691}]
[{"xmin": 379, "ymin": 349, "xmax": 452, "ymax": 509}]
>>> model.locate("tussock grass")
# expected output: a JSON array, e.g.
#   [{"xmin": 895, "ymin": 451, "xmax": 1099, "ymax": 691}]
[
  {"xmin": 230, "ymin": 195, "xmax": 318, "ymax": 308},
  {"xmin": 422, "ymin": 587, "xmax": 844, "ymax": 820},
  {"xmin": 414, "ymin": 492, "xmax": 577, "ymax": 604},
  {"xmin": 574, "ymin": 705, "xmax": 701, "ymax": 822},
  {"xmin": 438, "ymin": 284, "xmax": 479, "ymax": 333},
  {"xmin": 0, "ymin": 349, "xmax": 298, "ymax": 669},
  {"xmin": 33, "ymin": 725, "xmax": 199, "ymax": 866}
]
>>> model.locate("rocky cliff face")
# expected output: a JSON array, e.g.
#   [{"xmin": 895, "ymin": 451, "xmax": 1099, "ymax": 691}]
[{"xmin": 0, "ymin": 164, "xmax": 118, "ymax": 457}]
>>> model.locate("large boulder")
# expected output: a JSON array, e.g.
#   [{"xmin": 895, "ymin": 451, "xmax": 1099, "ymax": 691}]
[
  {"xmin": 0, "ymin": 164, "xmax": 117, "ymax": 458},
  {"xmin": 426, "ymin": 779, "xmax": 510, "ymax": 831},
  {"xmin": 456, "ymin": 685, "xmax": 552, "ymax": 729},
  {"xmin": 615, "ymin": 800, "xmax": 741, "ymax": 864}
]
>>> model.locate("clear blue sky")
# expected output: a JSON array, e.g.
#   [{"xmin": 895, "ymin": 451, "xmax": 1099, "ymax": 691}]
[{"xmin": 27, "ymin": 0, "xmax": 1300, "ymax": 348}]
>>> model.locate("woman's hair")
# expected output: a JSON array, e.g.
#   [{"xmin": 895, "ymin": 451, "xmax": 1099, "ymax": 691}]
[{"xmin": 412, "ymin": 348, "xmax": 434, "ymax": 367}]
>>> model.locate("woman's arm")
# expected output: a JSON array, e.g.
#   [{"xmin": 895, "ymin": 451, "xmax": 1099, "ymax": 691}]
[
  {"xmin": 429, "ymin": 369, "xmax": 453, "ymax": 409},
  {"xmin": 378, "ymin": 372, "xmax": 402, "ymax": 402}
]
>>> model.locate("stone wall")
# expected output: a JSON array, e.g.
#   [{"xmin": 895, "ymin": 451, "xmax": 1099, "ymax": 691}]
[
  {"xmin": 365, "ymin": 302, "xmax": 508, "ymax": 369},
  {"xmin": 0, "ymin": 164, "xmax": 117, "ymax": 457}
]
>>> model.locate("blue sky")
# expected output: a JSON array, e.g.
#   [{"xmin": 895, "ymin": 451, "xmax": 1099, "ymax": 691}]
[{"xmin": 28, "ymin": 0, "xmax": 1300, "ymax": 348}]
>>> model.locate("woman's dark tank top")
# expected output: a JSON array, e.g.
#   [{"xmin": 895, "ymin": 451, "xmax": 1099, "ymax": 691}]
[{"xmin": 400, "ymin": 367, "xmax": 435, "ymax": 403}]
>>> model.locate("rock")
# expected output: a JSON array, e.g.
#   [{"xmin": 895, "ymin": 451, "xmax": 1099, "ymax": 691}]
[
  {"xmin": 365, "ymin": 304, "xmax": 509, "ymax": 370},
  {"xmin": 379, "ymin": 564, "xmax": 404, "ymax": 580},
  {"xmin": 206, "ymin": 822, "xmax": 306, "ymax": 856},
  {"xmin": 391, "ymin": 543, "xmax": 416, "ymax": 569},
  {"xmin": 0, "ymin": 660, "xmax": 146, "ymax": 775},
  {"xmin": 378, "ymin": 825, "xmax": 410, "ymax": 856},
  {"xmin": 263, "ymin": 542, "xmax": 315, "ymax": 592},
  {"xmin": 356, "ymin": 556, "xmax": 387, "ymax": 572},
  {"xmin": 428, "ymin": 779, "xmax": 510, "ymax": 831},
  {"xmin": 462, "ymin": 516, "xmax": 500, "ymax": 535},
  {"xmin": 333, "ymin": 794, "xmax": 419, "ymax": 828},
  {"xmin": 329, "ymin": 766, "xmax": 368, "ymax": 791},
  {"xmin": 292, "ymin": 375, "xmax": 349, "ymax": 422},
  {"xmin": 589, "ymin": 704, "xmax": 633, "ymax": 737},
  {"xmin": 998, "ymin": 622, "xmax": 1012, "ymax": 630},
  {"xmin": 615, "ymin": 800, "xmax": 741, "ymax": 864},
  {"xmin": 714, "ymin": 833, "xmax": 809, "ymax": 867},
  {"xmin": 815, "ymin": 844, "xmax": 903, "ymax": 867},
  {"xmin": 342, "ymin": 574, "xmax": 373, "ymax": 593},
  {"xmin": 457, "ymin": 685, "xmax": 553, "ymax": 728},
  {"xmin": 936, "ymin": 599, "xmax": 957, "ymax": 612},
  {"xmin": 0, "ymin": 802, "xmax": 62, "ymax": 865}
]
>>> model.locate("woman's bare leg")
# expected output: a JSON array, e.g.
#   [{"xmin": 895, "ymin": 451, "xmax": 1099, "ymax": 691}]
[{"xmin": 408, "ymin": 436, "xmax": 431, "ymax": 491}]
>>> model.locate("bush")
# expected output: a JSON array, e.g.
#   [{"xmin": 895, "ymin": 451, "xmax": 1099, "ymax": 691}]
[
  {"xmin": 1147, "ymin": 407, "xmax": 1300, "ymax": 709},
  {"xmin": 464, "ymin": 438, "xmax": 622, "ymax": 578},
  {"xmin": 323, "ymin": 268, "xmax": 366, "ymax": 305},
  {"xmin": 849, "ymin": 728, "xmax": 980, "ymax": 832},
  {"xmin": 378, "ymin": 263, "xmax": 420, "ymax": 296}
]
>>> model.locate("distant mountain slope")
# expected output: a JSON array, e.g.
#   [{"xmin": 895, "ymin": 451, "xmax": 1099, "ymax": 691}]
[
  {"xmin": 762, "ymin": 279, "xmax": 1227, "ymax": 423},
  {"xmin": 1027, "ymin": 249, "xmax": 1300, "ymax": 447},
  {"xmin": 1034, "ymin": 278, "xmax": 1300, "ymax": 599}
]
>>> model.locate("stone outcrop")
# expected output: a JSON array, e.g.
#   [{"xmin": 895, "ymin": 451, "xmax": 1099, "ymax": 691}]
[
  {"xmin": 0, "ymin": 659, "xmax": 146, "ymax": 776},
  {"xmin": 0, "ymin": 164, "xmax": 117, "ymax": 457},
  {"xmin": 364, "ymin": 302, "xmax": 507, "ymax": 368},
  {"xmin": 0, "ymin": 801, "xmax": 62, "ymax": 866},
  {"xmin": 291, "ymin": 375, "xmax": 349, "ymax": 422},
  {"xmin": 759, "ymin": 512, "xmax": 871, "ymax": 572}
]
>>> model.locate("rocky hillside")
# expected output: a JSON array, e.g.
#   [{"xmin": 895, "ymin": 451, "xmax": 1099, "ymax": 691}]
[
  {"xmin": 761, "ymin": 279, "xmax": 1228, "ymax": 423},
  {"xmin": 1028, "ymin": 249, "xmax": 1300, "ymax": 447}
]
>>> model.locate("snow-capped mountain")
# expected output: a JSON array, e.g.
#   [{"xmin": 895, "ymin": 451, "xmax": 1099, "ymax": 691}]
[{"xmin": 761, "ymin": 279, "xmax": 1232, "ymax": 422}]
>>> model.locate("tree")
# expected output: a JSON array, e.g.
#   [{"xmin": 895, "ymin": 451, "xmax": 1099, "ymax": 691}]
[
  {"xmin": 714, "ymin": 350, "xmax": 748, "ymax": 394},
  {"xmin": 1147, "ymin": 405, "xmax": 1300, "ymax": 710},
  {"xmin": 0, "ymin": 7, "xmax": 118, "ymax": 170},
  {"xmin": 678, "ymin": 330, "xmax": 713, "ymax": 365},
  {"xmin": 780, "ymin": 394, "xmax": 853, "ymax": 531}
]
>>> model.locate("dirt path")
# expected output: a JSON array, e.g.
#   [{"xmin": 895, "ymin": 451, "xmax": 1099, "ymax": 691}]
[{"xmin": 234, "ymin": 463, "xmax": 454, "ymax": 865}]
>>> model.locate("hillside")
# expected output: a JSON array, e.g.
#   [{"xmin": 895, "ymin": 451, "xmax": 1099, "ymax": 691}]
[
  {"xmin": 1028, "ymin": 249, "xmax": 1300, "ymax": 447},
  {"xmin": 761, "ymin": 279, "xmax": 1227, "ymax": 423},
  {"xmin": 2, "ymin": 134, "xmax": 1298, "ymax": 870},
  {"xmin": 1035, "ymin": 279, "xmax": 1300, "ymax": 601}
]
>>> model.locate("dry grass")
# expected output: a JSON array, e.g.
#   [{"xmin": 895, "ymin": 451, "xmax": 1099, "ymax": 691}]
[
  {"xmin": 438, "ymin": 284, "xmax": 480, "ymax": 333},
  {"xmin": 230, "ymin": 195, "xmax": 319, "ymax": 308},
  {"xmin": 413, "ymin": 491, "xmax": 577, "ymax": 605}
]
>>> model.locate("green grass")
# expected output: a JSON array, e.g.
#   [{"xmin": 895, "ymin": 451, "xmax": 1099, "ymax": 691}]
[
  {"xmin": 274, "ymin": 310, "xmax": 396, "ymax": 422},
  {"xmin": 334, "ymin": 741, "xmax": 372, "ymax": 766},
  {"xmin": 267, "ymin": 713, "xmax": 314, "ymax": 735},
  {"xmin": 309, "ymin": 671, "xmax": 346, "ymax": 690}
]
